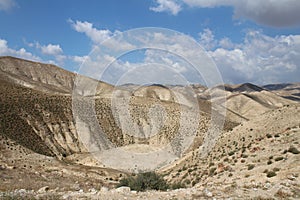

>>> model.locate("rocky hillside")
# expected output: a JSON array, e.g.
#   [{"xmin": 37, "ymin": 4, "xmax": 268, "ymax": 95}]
[
  {"xmin": 0, "ymin": 56, "xmax": 299, "ymax": 199},
  {"xmin": 0, "ymin": 56, "xmax": 228, "ymax": 163}
]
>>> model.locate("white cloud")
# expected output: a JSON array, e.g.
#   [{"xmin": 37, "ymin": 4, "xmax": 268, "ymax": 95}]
[
  {"xmin": 150, "ymin": 0, "xmax": 182, "ymax": 15},
  {"xmin": 40, "ymin": 44, "xmax": 63, "ymax": 55},
  {"xmin": 199, "ymin": 28, "xmax": 217, "ymax": 50},
  {"xmin": 219, "ymin": 37, "xmax": 235, "ymax": 49},
  {"xmin": 0, "ymin": 38, "xmax": 40, "ymax": 61},
  {"xmin": 207, "ymin": 30, "xmax": 300, "ymax": 84},
  {"xmin": 69, "ymin": 19, "xmax": 112, "ymax": 44},
  {"xmin": 144, "ymin": 49, "xmax": 188, "ymax": 73},
  {"xmin": 182, "ymin": 0, "xmax": 300, "ymax": 27},
  {"xmin": 31, "ymin": 42, "xmax": 66, "ymax": 64},
  {"xmin": 71, "ymin": 24, "xmax": 300, "ymax": 85},
  {"xmin": 0, "ymin": 0, "xmax": 16, "ymax": 11},
  {"xmin": 73, "ymin": 55, "xmax": 89, "ymax": 64}
]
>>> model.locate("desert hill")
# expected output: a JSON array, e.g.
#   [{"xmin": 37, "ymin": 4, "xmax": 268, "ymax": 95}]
[{"xmin": 0, "ymin": 56, "xmax": 299, "ymax": 199}]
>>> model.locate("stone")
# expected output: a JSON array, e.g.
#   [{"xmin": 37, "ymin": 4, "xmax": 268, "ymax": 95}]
[
  {"xmin": 100, "ymin": 187, "xmax": 109, "ymax": 193},
  {"xmin": 89, "ymin": 188, "xmax": 97, "ymax": 194},
  {"xmin": 37, "ymin": 186, "xmax": 50, "ymax": 193},
  {"xmin": 115, "ymin": 186, "xmax": 131, "ymax": 193},
  {"xmin": 73, "ymin": 183, "xmax": 81, "ymax": 191},
  {"xmin": 264, "ymin": 183, "xmax": 271, "ymax": 189},
  {"xmin": 204, "ymin": 188, "xmax": 213, "ymax": 197}
]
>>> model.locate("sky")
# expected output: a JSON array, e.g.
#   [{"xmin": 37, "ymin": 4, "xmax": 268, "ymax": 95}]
[{"xmin": 0, "ymin": 0, "xmax": 300, "ymax": 85}]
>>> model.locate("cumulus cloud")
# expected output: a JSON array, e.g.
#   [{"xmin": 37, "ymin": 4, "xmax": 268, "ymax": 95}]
[
  {"xmin": 69, "ymin": 19, "xmax": 112, "ymax": 44},
  {"xmin": 32, "ymin": 42, "xmax": 66, "ymax": 64},
  {"xmin": 0, "ymin": 38, "xmax": 40, "ymax": 61},
  {"xmin": 203, "ymin": 29, "xmax": 300, "ymax": 84},
  {"xmin": 158, "ymin": 0, "xmax": 300, "ymax": 27},
  {"xmin": 150, "ymin": 0, "xmax": 182, "ymax": 15},
  {"xmin": 40, "ymin": 44, "xmax": 63, "ymax": 55},
  {"xmin": 0, "ymin": 0, "xmax": 16, "ymax": 11},
  {"xmin": 199, "ymin": 28, "xmax": 217, "ymax": 50},
  {"xmin": 71, "ymin": 22, "xmax": 300, "ymax": 85}
]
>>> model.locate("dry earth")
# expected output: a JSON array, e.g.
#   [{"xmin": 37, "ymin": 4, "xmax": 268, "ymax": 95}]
[{"xmin": 0, "ymin": 56, "xmax": 299, "ymax": 199}]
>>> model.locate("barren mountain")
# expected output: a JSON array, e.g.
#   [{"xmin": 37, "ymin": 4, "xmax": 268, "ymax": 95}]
[{"xmin": 0, "ymin": 56, "xmax": 299, "ymax": 199}]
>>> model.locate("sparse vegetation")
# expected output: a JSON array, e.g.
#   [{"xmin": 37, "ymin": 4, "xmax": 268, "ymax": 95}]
[
  {"xmin": 170, "ymin": 182, "xmax": 186, "ymax": 190},
  {"xmin": 266, "ymin": 134, "xmax": 272, "ymax": 138},
  {"xmin": 274, "ymin": 156, "xmax": 284, "ymax": 161},
  {"xmin": 273, "ymin": 167, "xmax": 280, "ymax": 172},
  {"xmin": 266, "ymin": 171, "xmax": 277, "ymax": 178},
  {"xmin": 267, "ymin": 160, "xmax": 272, "ymax": 165},
  {"xmin": 117, "ymin": 172, "xmax": 169, "ymax": 191},
  {"xmin": 247, "ymin": 164, "xmax": 255, "ymax": 170},
  {"xmin": 288, "ymin": 146, "xmax": 300, "ymax": 154}
]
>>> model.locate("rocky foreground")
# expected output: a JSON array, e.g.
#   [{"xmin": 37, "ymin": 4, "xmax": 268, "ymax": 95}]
[{"xmin": 1, "ymin": 178, "xmax": 299, "ymax": 200}]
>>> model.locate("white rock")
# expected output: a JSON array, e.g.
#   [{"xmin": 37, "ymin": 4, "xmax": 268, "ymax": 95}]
[
  {"xmin": 204, "ymin": 189, "xmax": 213, "ymax": 197},
  {"xmin": 17, "ymin": 189, "xmax": 27, "ymax": 195},
  {"xmin": 89, "ymin": 188, "xmax": 97, "ymax": 194},
  {"xmin": 62, "ymin": 194, "xmax": 70, "ymax": 199},
  {"xmin": 100, "ymin": 187, "xmax": 109, "ymax": 193},
  {"xmin": 115, "ymin": 186, "xmax": 131, "ymax": 193},
  {"xmin": 264, "ymin": 183, "xmax": 271, "ymax": 189},
  {"xmin": 73, "ymin": 183, "xmax": 81, "ymax": 191},
  {"xmin": 37, "ymin": 186, "xmax": 50, "ymax": 193}
]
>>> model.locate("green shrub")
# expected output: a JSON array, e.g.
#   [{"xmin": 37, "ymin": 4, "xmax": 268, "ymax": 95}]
[
  {"xmin": 275, "ymin": 156, "xmax": 284, "ymax": 161},
  {"xmin": 117, "ymin": 172, "xmax": 169, "ymax": 191},
  {"xmin": 184, "ymin": 179, "xmax": 191, "ymax": 185},
  {"xmin": 273, "ymin": 167, "xmax": 280, "ymax": 172},
  {"xmin": 288, "ymin": 146, "xmax": 300, "ymax": 154},
  {"xmin": 267, "ymin": 171, "xmax": 277, "ymax": 178},
  {"xmin": 171, "ymin": 182, "xmax": 185, "ymax": 189},
  {"xmin": 248, "ymin": 164, "xmax": 255, "ymax": 170},
  {"xmin": 267, "ymin": 160, "xmax": 273, "ymax": 165},
  {"xmin": 242, "ymin": 154, "xmax": 248, "ymax": 158}
]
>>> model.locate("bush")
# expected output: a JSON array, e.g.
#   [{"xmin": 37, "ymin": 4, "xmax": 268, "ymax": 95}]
[
  {"xmin": 267, "ymin": 171, "xmax": 277, "ymax": 178},
  {"xmin": 273, "ymin": 167, "xmax": 280, "ymax": 172},
  {"xmin": 171, "ymin": 182, "xmax": 185, "ymax": 189},
  {"xmin": 288, "ymin": 146, "xmax": 300, "ymax": 154},
  {"xmin": 248, "ymin": 164, "xmax": 255, "ymax": 170},
  {"xmin": 275, "ymin": 156, "xmax": 284, "ymax": 161},
  {"xmin": 267, "ymin": 160, "xmax": 273, "ymax": 165},
  {"xmin": 117, "ymin": 172, "xmax": 169, "ymax": 191}
]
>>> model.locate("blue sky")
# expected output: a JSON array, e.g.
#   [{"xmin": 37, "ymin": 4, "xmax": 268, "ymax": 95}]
[{"xmin": 0, "ymin": 0, "xmax": 300, "ymax": 85}]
